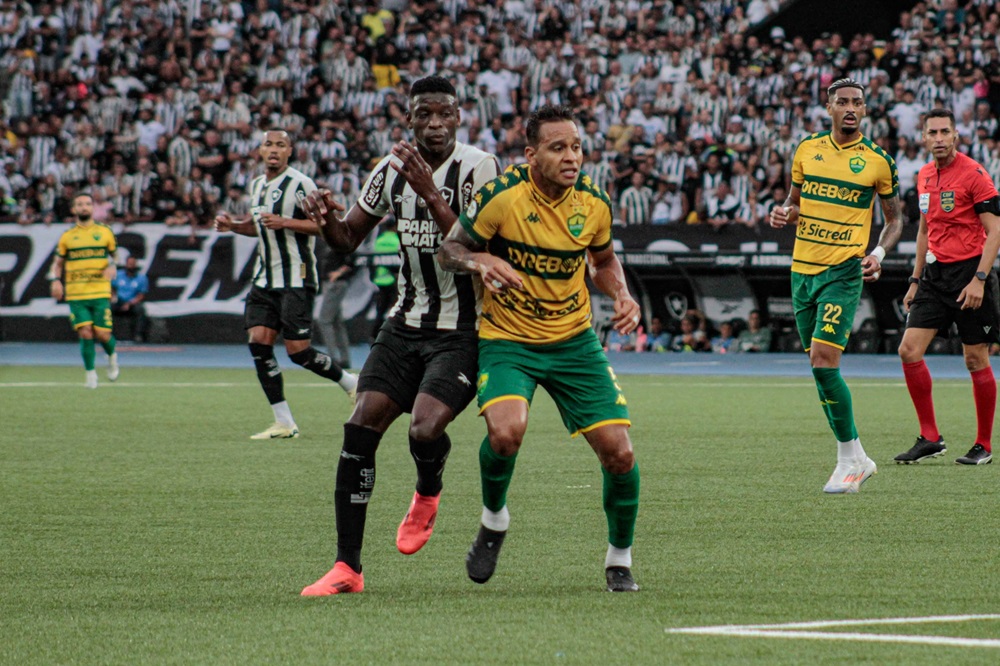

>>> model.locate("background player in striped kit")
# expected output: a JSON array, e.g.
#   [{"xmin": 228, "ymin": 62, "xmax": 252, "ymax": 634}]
[
  {"xmin": 300, "ymin": 76, "xmax": 500, "ymax": 595},
  {"xmin": 214, "ymin": 129, "xmax": 357, "ymax": 440}
]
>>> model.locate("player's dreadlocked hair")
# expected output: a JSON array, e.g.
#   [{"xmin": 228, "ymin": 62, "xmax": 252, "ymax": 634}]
[
  {"xmin": 826, "ymin": 78, "xmax": 865, "ymax": 100},
  {"xmin": 409, "ymin": 76, "xmax": 457, "ymax": 98},
  {"xmin": 526, "ymin": 105, "xmax": 576, "ymax": 146}
]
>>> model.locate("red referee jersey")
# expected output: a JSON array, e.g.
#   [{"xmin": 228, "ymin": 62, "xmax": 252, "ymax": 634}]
[{"xmin": 917, "ymin": 151, "xmax": 999, "ymax": 263}]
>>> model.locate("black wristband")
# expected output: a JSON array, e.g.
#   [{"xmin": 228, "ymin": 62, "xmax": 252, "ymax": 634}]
[{"xmin": 907, "ymin": 276, "xmax": 920, "ymax": 284}]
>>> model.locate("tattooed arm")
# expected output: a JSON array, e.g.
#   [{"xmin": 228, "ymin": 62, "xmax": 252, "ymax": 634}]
[
  {"xmin": 438, "ymin": 223, "xmax": 523, "ymax": 293},
  {"xmin": 862, "ymin": 193, "xmax": 903, "ymax": 282}
]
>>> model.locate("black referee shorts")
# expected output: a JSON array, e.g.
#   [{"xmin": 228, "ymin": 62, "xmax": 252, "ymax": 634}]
[
  {"xmin": 906, "ymin": 255, "xmax": 1000, "ymax": 345},
  {"xmin": 244, "ymin": 286, "xmax": 316, "ymax": 341},
  {"xmin": 359, "ymin": 318, "xmax": 479, "ymax": 414}
]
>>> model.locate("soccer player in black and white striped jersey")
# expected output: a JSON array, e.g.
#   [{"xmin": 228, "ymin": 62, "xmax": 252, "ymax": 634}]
[
  {"xmin": 300, "ymin": 76, "xmax": 500, "ymax": 596},
  {"xmin": 214, "ymin": 129, "xmax": 357, "ymax": 441}
]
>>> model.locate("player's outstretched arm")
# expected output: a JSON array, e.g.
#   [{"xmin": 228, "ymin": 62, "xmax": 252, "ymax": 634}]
[
  {"xmin": 588, "ymin": 245, "xmax": 640, "ymax": 334},
  {"xmin": 259, "ymin": 213, "xmax": 321, "ymax": 236},
  {"xmin": 214, "ymin": 212, "xmax": 258, "ymax": 237},
  {"xmin": 438, "ymin": 223, "xmax": 522, "ymax": 293},
  {"xmin": 301, "ymin": 189, "xmax": 380, "ymax": 252}
]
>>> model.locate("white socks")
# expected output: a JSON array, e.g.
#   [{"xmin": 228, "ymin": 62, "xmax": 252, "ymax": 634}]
[
  {"xmin": 606, "ymin": 545, "xmax": 632, "ymax": 569},
  {"xmin": 837, "ymin": 438, "xmax": 866, "ymax": 462},
  {"xmin": 271, "ymin": 401, "xmax": 295, "ymax": 428},
  {"xmin": 481, "ymin": 505, "xmax": 510, "ymax": 531},
  {"xmin": 338, "ymin": 372, "xmax": 358, "ymax": 393}
]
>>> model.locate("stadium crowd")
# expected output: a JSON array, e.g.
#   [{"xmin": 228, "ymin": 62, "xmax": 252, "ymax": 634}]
[{"xmin": 0, "ymin": 0, "xmax": 998, "ymax": 236}]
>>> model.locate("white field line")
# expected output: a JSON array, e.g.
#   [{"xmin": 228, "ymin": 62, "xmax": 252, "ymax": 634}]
[
  {"xmin": 638, "ymin": 381, "xmax": 972, "ymax": 389},
  {"xmin": 666, "ymin": 614, "xmax": 1000, "ymax": 649},
  {"xmin": 0, "ymin": 380, "xmax": 975, "ymax": 389},
  {"xmin": 0, "ymin": 382, "xmax": 334, "ymax": 388}
]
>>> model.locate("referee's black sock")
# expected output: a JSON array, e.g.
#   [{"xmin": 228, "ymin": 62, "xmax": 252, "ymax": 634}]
[
  {"xmin": 410, "ymin": 433, "xmax": 451, "ymax": 497},
  {"xmin": 249, "ymin": 343, "xmax": 284, "ymax": 404},
  {"xmin": 335, "ymin": 423, "xmax": 383, "ymax": 572},
  {"xmin": 289, "ymin": 347, "xmax": 345, "ymax": 382}
]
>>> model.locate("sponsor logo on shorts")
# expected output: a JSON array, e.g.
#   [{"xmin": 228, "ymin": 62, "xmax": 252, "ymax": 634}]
[{"xmin": 821, "ymin": 324, "xmax": 836, "ymax": 334}]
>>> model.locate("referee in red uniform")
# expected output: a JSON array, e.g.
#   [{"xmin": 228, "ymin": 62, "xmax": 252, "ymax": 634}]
[{"xmin": 895, "ymin": 108, "xmax": 1000, "ymax": 466}]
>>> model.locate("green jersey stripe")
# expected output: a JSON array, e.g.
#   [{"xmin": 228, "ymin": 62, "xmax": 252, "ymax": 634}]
[
  {"xmin": 490, "ymin": 235, "xmax": 586, "ymax": 280},
  {"xmin": 795, "ymin": 236, "xmax": 865, "ymax": 248},
  {"xmin": 800, "ymin": 213, "xmax": 865, "ymax": 227}
]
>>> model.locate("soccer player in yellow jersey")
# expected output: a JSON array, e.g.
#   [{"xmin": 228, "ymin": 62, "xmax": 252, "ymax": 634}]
[
  {"xmin": 439, "ymin": 105, "xmax": 643, "ymax": 592},
  {"xmin": 50, "ymin": 192, "xmax": 120, "ymax": 388},
  {"xmin": 769, "ymin": 79, "xmax": 904, "ymax": 493}
]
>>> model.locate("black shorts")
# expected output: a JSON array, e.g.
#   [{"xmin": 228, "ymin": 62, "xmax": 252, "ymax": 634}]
[
  {"xmin": 244, "ymin": 286, "xmax": 316, "ymax": 341},
  {"xmin": 359, "ymin": 318, "xmax": 479, "ymax": 414},
  {"xmin": 906, "ymin": 256, "xmax": 1000, "ymax": 345}
]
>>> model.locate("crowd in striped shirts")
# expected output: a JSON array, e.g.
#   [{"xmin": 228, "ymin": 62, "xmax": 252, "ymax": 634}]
[{"xmin": 0, "ymin": 0, "xmax": 999, "ymax": 236}]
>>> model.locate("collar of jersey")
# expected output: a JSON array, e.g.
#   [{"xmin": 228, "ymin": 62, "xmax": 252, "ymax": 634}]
[
  {"xmin": 829, "ymin": 135, "xmax": 863, "ymax": 151},
  {"xmin": 264, "ymin": 167, "xmax": 290, "ymax": 184}
]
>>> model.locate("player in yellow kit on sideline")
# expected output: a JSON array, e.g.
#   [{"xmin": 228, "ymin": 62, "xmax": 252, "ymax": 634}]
[
  {"xmin": 50, "ymin": 192, "xmax": 120, "ymax": 389},
  {"xmin": 439, "ymin": 105, "xmax": 643, "ymax": 592}
]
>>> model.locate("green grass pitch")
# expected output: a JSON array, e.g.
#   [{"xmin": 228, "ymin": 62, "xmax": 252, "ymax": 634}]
[{"xmin": 2, "ymin": 366, "xmax": 998, "ymax": 665}]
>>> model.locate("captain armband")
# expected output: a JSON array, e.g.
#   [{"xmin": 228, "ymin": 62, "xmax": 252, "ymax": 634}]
[{"xmin": 973, "ymin": 196, "xmax": 1000, "ymax": 216}]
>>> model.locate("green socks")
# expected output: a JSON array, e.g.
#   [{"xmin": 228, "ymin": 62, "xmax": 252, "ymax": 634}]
[
  {"xmin": 812, "ymin": 367, "xmax": 858, "ymax": 442},
  {"xmin": 480, "ymin": 438, "xmax": 640, "ymax": 550},
  {"xmin": 603, "ymin": 464, "xmax": 640, "ymax": 549},
  {"xmin": 100, "ymin": 335, "xmax": 116, "ymax": 356},
  {"xmin": 80, "ymin": 338, "xmax": 96, "ymax": 371},
  {"xmin": 479, "ymin": 436, "xmax": 517, "ymax": 512}
]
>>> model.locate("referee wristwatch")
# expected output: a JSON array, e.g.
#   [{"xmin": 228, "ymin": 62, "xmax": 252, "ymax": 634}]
[
  {"xmin": 907, "ymin": 276, "xmax": 920, "ymax": 285},
  {"xmin": 976, "ymin": 270, "xmax": 989, "ymax": 282}
]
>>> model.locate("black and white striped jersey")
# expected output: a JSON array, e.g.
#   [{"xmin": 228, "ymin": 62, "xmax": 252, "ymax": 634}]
[
  {"xmin": 358, "ymin": 142, "xmax": 500, "ymax": 331},
  {"xmin": 249, "ymin": 166, "xmax": 319, "ymax": 292}
]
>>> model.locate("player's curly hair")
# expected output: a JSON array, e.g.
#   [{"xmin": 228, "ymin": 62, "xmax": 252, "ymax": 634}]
[
  {"xmin": 827, "ymin": 78, "xmax": 865, "ymax": 100},
  {"xmin": 409, "ymin": 76, "xmax": 457, "ymax": 98},
  {"xmin": 526, "ymin": 105, "xmax": 576, "ymax": 146}
]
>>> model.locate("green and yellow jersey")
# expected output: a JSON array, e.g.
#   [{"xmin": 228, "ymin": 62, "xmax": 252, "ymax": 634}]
[
  {"xmin": 790, "ymin": 131, "xmax": 897, "ymax": 275},
  {"xmin": 459, "ymin": 164, "xmax": 613, "ymax": 344},
  {"xmin": 56, "ymin": 222, "xmax": 117, "ymax": 301}
]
